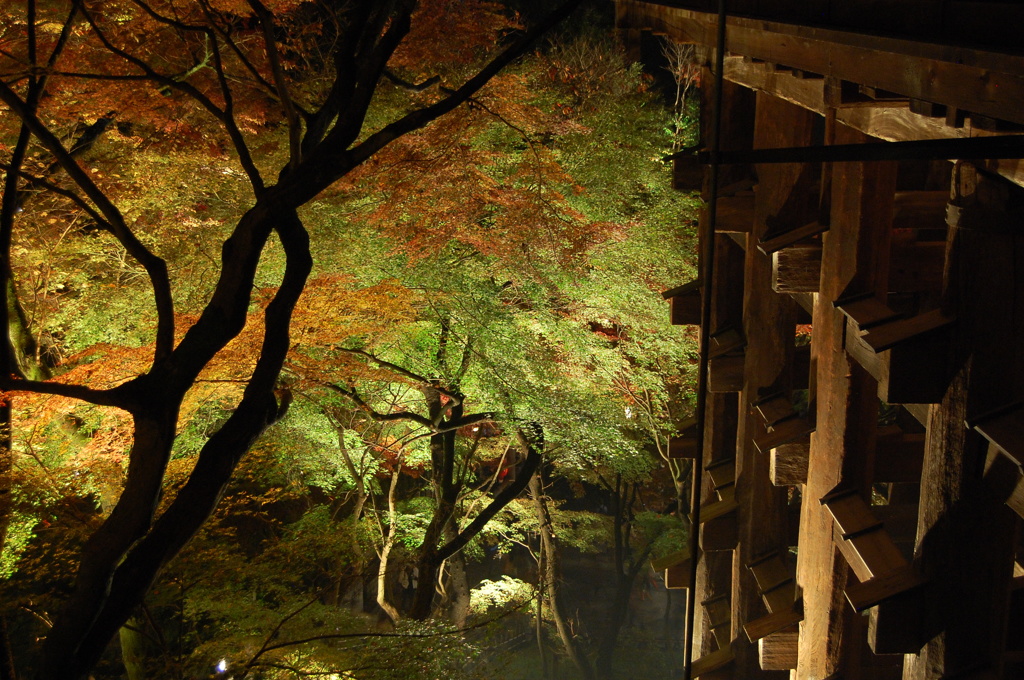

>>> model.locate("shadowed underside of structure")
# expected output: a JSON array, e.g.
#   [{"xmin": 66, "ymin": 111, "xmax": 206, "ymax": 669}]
[{"xmin": 622, "ymin": 2, "xmax": 1024, "ymax": 678}]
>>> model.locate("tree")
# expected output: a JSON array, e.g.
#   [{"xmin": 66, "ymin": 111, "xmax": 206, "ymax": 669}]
[{"xmin": 0, "ymin": 0, "xmax": 583, "ymax": 676}]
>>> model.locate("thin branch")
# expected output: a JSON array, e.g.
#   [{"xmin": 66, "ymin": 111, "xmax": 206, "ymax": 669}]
[
  {"xmin": 0, "ymin": 375, "xmax": 129, "ymax": 409},
  {"xmin": 248, "ymin": 0, "xmax": 303, "ymax": 168},
  {"xmin": 0, "ymin": 162, "xmax": 112, "ymax": 229},
  {"xmin": 73, "ymin": 0, "xmax": 265, "ymax": 195},
  {"xmin": 0, "ymin": 77, "xmax": 175, "ymax": 364},
  {"xmin": 382, "ymin": 68, "xmax": 441, "ymax": 92},
  {"xmin": 335, "ymin": 347, "xmax": 462, "ymax": 403},
  {"xmin": 307, "ymin": 0, "xmax": 586, "ymax": 198},
  {"xmin": 324, "ymin": 382, "xmax": 433, "ymax": 429},
  {"xmin": 250, "ymin": 602, "xmax": 529, "ymax": 658}
]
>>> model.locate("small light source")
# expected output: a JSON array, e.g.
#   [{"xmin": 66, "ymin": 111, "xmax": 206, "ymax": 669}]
[
  {"xmin": 472, "ymin": 426, "xmax": 480, "ymax": 432},
  {"xmin": 217, "ymin": 659, "xmax": 228, "ymax": 673}
]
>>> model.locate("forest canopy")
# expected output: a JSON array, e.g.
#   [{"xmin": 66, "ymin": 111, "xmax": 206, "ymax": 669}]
[{"xmin": 0, "ymin": 1, "xmax": 699, "ymax": 678}]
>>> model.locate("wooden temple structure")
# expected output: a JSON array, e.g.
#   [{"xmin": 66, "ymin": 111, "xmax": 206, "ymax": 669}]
[{"xmin": 617, "ymin": 1, "xmax": 1024, "ymax": 678}]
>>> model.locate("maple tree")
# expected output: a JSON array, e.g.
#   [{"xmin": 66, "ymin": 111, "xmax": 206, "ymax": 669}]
[{"xmin": 0, "ymin": 0, "xmax": 590, "ymax": 677}]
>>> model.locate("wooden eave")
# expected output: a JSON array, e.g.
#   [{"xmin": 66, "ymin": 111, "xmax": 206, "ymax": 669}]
[{"xmin": 617, "ymin": 1, "xmax": 1024, "ymax": 186}]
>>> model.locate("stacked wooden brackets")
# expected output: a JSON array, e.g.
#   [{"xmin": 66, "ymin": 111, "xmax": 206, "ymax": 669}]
[
  {"xmin": 821, "ymin": 488, "xmax": 926, "ymax": 656},
  {"xmin": 977, "ymin": 401, "xmax": 1024, "ymax": 518},
  {"xmin": 695, "ymin": 458, "xmax": 739, "ymax": 551},
  {"xmin": 742, "ymin": 551, "xmax": 803, "ymax": 644},
  {"xmin": 709, "ymin": 327, "xmax": 746, "ymax": 393},
  {"xmin": 691, "ymin": 595, "xmax": 735, "ymax": 677},
  {"xmin": 838, "ymin": 294, "xmax": 956, "ymax": 404},
  {"xmin": 751, "ymin": 392, "xmax": 814, "ymax": 454}
]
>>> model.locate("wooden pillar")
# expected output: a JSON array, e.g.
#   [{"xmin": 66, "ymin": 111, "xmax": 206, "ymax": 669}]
[
  {"xmin": 692, "ymin": 72, "xmax": 754, "ymax": 668},
  {"xmin": 903, "ymin": 166, "xmax": 1023, "ymax": 679},
  {"xmin": 795, "ymin": 124, "xmax": 897, "ymax": 680},
  {"xmin": 730, "ymin": 93, "xmax": 814, "ymax": 678},
  {"xmin": 694, "ymin": 392, "xmax": 739, "ymax": 656}
]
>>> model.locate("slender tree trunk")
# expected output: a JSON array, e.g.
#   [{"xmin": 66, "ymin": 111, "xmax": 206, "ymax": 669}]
[
  {"xmin": 376, "ymin": 468, "xmax": 402, "ymax": 624},
  {"xmin": 529, "ymin": 473, "xmax": 594, "ymax": 680},
  {"xmin": 0, "ymin": 616, "xmax": 16, "ymax": 680},
  {"xmin": 118, "ymin": 618, "xmax": 146, "ymax": 680},
  {"xmin": 535, "ymin": 562, "xmax": 549, "ymax": 680}
]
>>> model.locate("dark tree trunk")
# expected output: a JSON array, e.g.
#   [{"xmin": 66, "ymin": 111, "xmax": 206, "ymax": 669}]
[
  {"xmin": 530, "ymin": 472, "xmax": 595, "ymax": 680},
  {"xmin": 594, "ymin": 480, "xmax": 653, "ymax": 679},
  {"xmin": 0, "ymin": 3, "xmax": 583, "ymax": 675}
]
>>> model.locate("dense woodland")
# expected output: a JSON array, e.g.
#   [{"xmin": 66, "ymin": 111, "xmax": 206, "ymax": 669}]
[{"xmin": 0, "ymin": 1, "xmax": 699, "ymax": 678}]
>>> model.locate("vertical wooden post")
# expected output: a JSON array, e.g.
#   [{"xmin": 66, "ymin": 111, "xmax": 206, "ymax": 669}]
[
  {"xmin": 795, "ymin": 124, "xmax": 897, "ymax": 680},
  {"xmin": 692, "ymin": 73, "xmax": 755, "ymax": 667},
  {"xmin": 903, "ymin": 166, "xmax": 1023, "ymax": 679},
  {"xmin": 730, "ymin": 93, "xmax": 815, "ymax": 678}
]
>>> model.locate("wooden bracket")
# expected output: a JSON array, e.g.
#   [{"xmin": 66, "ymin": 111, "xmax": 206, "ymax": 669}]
[
  {"xmin": 836, "ymin": 294, "xmax": 905, "ymax": 330},
  {"xmin": 860, "ymin": 307, "xmax": 955, "ymax": 353},
  {"xmin": 673, "ymin": 153, "xmax": 705, "ymax": 192},
  {"xmin": 710, "ymin": 327, "xmax": 746, "ymax": 357},
  {"xmin": 668, "ymin": 415, "xmax": 700, "ymax": 459},
  {"xmin": 754, "ymin": 416, "xmax": 814, "ymax": 453},
  {"xmin": 822, "ymin": 490, "xmax": 925, "ymax": 611},
  {"xmin": 744, "ymin": 605, "xmax": 802, "ymax": 643},
  {"xmin": 702, "ymin": 595, "xmax": 732, "ymax": 648},
  {"xmin": 705, "ymin": 457, "xmax": 736, "ymax": 490},
  {"xmin": 664, "ymin": 562, "xmax": 692, "ymax": 589},
  {"xmin": 752, "ymin": 393, "xmax": 799, "ymax": 427},
  {"xmin": 743, "ymin": 551, "xmax": 803, "ymax": 642},
  {"xmin": 650, "ymin": 548, "xmax": 690, "ymax": 572},
  {"xmin": 843, "ymin": 310, "xmax": 956, "ymax": 404},
  {"xmin": 973, "ymin": 400, "xmax": 1024, "ymax": 466},
  {"xmin": 758, "ymin": 220, "xmax": 828, "ymax": 255},
  {"xmin": 663, "ymin": 280, "xmax": 702, "ymax": 326},
  {"xmin": 716, "ymin": 193, "xmax": 755, "ymax": 233},
  {"xmin": 691, "ymin": 641, "xmax": 734, "ymax": 678},
  {"xmin": 709, "ymin": 353, "xmax": 745, "ymax": 393}
]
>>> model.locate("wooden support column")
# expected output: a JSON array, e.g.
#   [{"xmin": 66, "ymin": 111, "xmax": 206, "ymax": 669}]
[
  {"xmin": 692, "ymin": 74, "xmax": 753, "ymax": 671},
  {"xmin": 730, "ymin": 93, "xmax": 812, "ymax": 679},
  {"xmin": 903, "ymin": 166, "xmax": 1023, "ymax": 679},
  {"xmin": 796, "ymin": 124, "xmax": 897, "ymax": 680}
]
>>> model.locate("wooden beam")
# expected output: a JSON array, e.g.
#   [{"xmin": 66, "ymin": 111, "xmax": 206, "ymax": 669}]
[
  {"xmin": 617, "ymin": 2, "xmax": 1024, "ymax": 125},
  {"xmin": 874, "ymin": 426, "xmax": 925, "ymax": 483},
  {"xmin": 717, "ymin": 193, "xmax": 755, "ymax": 233},
  {"xmin": 888, "ymin": 240, "xmax": 946, "ymax": 293},
  {"xmin": 666, "ymin": 562, "xmax": 693, "ymax": 589},
  {"xmin": 665, "ymin": 280, "xmax": 703, "ymax": 326},
  {"xmin": 759, "ymin": 630, "xmax": 799, "ymax": 671},
  {"xmin": 709, "ymin": 353, "xmax": 745, "ymax": 393},
  {"xmin": 772, "ymin": 245, "xmax": 820, "ymax": 293},
  {"xmin": 770, "ymin": 441, "xmax": 810, "ymax": 486},
  {"xmin": 719, "ymin": 55, "xmax": 1024, "ymax": 189}
]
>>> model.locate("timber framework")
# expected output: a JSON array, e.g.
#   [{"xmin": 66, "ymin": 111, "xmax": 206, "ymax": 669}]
[{"xmin": 618, "ymin": 1, "xmax": 1024, "ymax": 678}]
